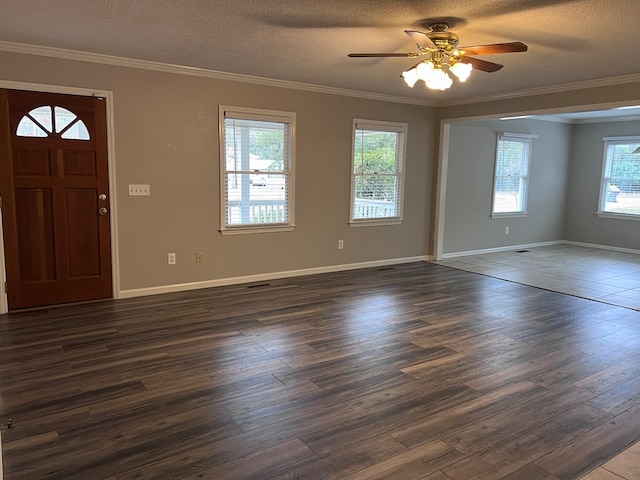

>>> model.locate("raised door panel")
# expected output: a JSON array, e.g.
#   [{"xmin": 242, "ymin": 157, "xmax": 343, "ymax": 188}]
[
  {"xmin": 15, "ymin": 187, "xmax": 57, "ymax": 282},
  {"xmin": 65, "ymin": 188, "xmax": 101, "ymax": 278}
]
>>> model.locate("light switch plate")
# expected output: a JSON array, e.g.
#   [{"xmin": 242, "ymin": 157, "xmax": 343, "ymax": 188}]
[{"xmin": 129, "ymin": 184, "xmax": 150, "ymax": 196}]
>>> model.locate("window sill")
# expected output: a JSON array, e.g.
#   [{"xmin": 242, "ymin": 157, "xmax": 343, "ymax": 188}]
[
  {"xmin": 491, "ymin": 212, "xmax": 527, "ymax": 219},
  {"xmin": 349, "ymin": 218, "xmax": 403, "ymax": 227},
  {"xmin": 597, "ymin": 212, "xmax": 640, "ymax": 221},
  {"xmin": 220, "ymin": 224, "xmax": 295, "ymax": 235}
]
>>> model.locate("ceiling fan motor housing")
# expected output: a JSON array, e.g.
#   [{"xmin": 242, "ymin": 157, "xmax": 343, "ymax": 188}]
[{"xmin": 428, "ymin": 23, "xmax": 459, "ymax": 51}]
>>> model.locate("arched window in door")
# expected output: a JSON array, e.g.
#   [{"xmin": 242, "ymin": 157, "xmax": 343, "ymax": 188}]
[{"xmin": 16, "ymin": 105, "xmax": 90, "ymax": 140}]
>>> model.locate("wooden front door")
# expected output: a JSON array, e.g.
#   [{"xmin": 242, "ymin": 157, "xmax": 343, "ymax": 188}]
[{"xmin": 0, "ymin": 89, "xmax": 112, "ymax": 310}]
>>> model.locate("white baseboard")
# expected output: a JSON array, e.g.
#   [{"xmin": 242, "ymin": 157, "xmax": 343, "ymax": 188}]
[
  {"xmin": 118, "ymin": 255, "xmax": 429, "ymax": 299},
  {"xmin": 441, "ymin": 241, "xmax": 562, "ymax": 259},
  {"xmin": 563, "ymin": 240, "xmax": 640, "ymax": 256},
  {"xmin": 441, "ymin": 240, "xmax": 640, "ymax": 259}
]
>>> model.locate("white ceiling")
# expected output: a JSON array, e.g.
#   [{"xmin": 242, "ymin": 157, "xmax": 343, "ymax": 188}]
[
  {"xmin": 1, "ymin": 0, "xmax": 640, "ymax": 113},
  {"xmin": 531, "ymin": 106, "xmax": 640, "ymax": 123}
]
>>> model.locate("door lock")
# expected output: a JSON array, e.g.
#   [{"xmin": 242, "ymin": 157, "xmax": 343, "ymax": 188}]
[{"xmin": 98, "ymin": 207, "xmax": 108, "ymax": 216}]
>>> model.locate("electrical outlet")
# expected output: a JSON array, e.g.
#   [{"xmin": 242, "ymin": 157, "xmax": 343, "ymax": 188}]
[
  {"xmin": 195, "ymin": 252, "xmax": 203, "ymax": 263},
  {"xmin": 505, "ymin": 226, "xmax": 510, "ymax": 235},
  {"xmin": 168, "ymin": 252, "xmax": 176, "ymax": 265},
  {"xmin": 338, "ymin": 240, "xmax": 344, "ymax": 250}
]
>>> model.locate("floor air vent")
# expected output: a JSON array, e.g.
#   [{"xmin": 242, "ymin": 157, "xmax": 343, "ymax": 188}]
[
  {"xmin": 515, "ymin": 250, "xmax": 530, "ymax": 253},
  {"xmin": 248, "ymin": 283, "xmax": 271, "ymax": 289}
]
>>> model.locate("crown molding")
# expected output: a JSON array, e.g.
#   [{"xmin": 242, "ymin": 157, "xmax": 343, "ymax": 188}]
[
  {"xmin": 437, "ymin": 73, "xmax": 640, "ymax": 107},
  {"xmin": 0, "ymin": 41, "xmax": 435, "ymax": 107},
  {"xmin": 5, "ymin": 40, "xmax": 640, "ymax": 110}
]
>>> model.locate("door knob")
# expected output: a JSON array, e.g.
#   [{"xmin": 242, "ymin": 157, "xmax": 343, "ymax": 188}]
[
  {"xmin": 98, "ymin": 193, "xmax": 107, "ymax": 201},
  {"xmin": 98, "ymin": 207, "xmax": 108, "ymax": 216}
]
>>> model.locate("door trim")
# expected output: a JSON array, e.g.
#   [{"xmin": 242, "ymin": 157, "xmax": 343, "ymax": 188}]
[{"xmin": 0, "ymin": 81, "xmax": 120, "ymax": 314}]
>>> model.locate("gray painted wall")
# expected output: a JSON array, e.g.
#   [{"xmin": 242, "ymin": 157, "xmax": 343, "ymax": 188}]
[
  {"xmin": 565, "ymin": 120, "xmax": 640, "ymax": 250},
  {"xmin": 443, "ymin": 119, "xmax": 572, "ymax": 254}
]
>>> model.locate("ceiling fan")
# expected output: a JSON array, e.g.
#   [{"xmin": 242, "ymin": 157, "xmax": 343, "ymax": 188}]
[{"xmin": 348, "ymin": 23, "xmax": 528, "ymax": 90}]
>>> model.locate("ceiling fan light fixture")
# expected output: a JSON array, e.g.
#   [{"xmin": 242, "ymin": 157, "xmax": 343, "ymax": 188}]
[
  {"xmin": 349, "ymin": 23, "xmax": 527, "ymax": 93},
  {"xmin": 450, "ymin": 61, "xmax": 473, "ymax": 82},
  {"xmin": 416, "ymin": 61, "xmax": 434, "ymax": 79},
  {"xmin": 403, "ymin": 61, "xmax": 455, "ymax": 90},
  {"xmin": 426, "ymin": 66, "xmax": 453, "ymax": 90},
  {"xmin": 402, "ymin": 68, "xmax": 419, "ymax": 87}
]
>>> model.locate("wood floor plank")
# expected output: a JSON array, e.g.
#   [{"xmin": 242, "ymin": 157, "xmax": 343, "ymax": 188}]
[
  {"xmin": 586, "ymin": 375, "xmax": 640, "ymax": 416},
  {"xmin": 500, "ymin": 463, "xmax": 561, "ymax": 480},
  {"xmin": 441, "ymin": 385, "xmax": 598, "ymax": 455},
  {"xmin": 338, "ymin": 439, "xmax": 462, "ymax": 480},
  {"xmin": 535, "ymin": 403, "xmax": 640, "ymax": 479},
  {"xmin": 389, "ymin": 381, "xmax": 549, "ymax": 449},
  {"xmin": 464, "ymin": 347, "xmax": 590, "ymax": 393},
  {"xmin": 442, "ymin": 404, "xmax": 612, "ymax": 480},
  {"xmin": 299, "ymin": 384, "xmax": 480, "ymax": 456},
  {"xmin": 572, "ymin": 359, "xmax": 640, "ymax": 394},
  {"xmin": 346, "ymin": 373, "xmax": 462, "ymax": 417},
  {"xmin": 176, "ymin": 438, "xmax": 317, "ymax": 480},
  {"xmin": 419, "ymin": 473, "xmax": 456, "ymax": 480},
  {"xmin": 269, "ymin": 433, "xmax": 408, "ymax": 480}
]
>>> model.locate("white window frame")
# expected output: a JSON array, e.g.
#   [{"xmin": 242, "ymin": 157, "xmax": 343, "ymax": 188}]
[
  {"xmin": 598, "ymin": 136, "xmax": 640, "ymax": 220},
  {"xmin": 349, "ymin": 119, "xmax": 407, "ymax": 226},
  {"xmin": 219, "ymin": 105, "xmax": 296, "ymax": 235},
  {"xmin": 491, "ymin": 132, "xmax": 537, "ymax": 218}
]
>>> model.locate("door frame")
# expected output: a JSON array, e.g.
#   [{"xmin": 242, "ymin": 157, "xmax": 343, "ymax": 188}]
[{"xmin": 0, "ymin": 80, "xmax": 120, "ymax": 314}]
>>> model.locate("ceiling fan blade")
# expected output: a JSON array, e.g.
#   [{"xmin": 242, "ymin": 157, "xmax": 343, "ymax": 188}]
[
  {"xmin": 348, "ymin": 52, "xmax": 420, "ymax": 58},
  {"xmin": 460, "ymin": 56, "xmax": 504, "ymax": 73},
  {"xmin": 404, "ymin": 30, "xmax": 437, "ymax": 50},
  {"xmin": 460, "ymin": 42, "xmax": 528, "ymax": 56}
]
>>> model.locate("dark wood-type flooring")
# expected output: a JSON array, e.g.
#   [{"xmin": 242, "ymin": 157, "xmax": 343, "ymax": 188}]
[{"xmin": 2, "ymin": 262, "xmax": 640, "ymax": 479}]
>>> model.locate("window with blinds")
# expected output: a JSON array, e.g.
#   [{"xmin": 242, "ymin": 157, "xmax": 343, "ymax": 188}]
[
  {"xmin": 219, "ymin": 106, "xmax": 295, "ymax": 234},
  {"xmin": 600, "ymin": 137, "xmax": 640, "ymax": 217},
  {"xmin": 492, "ymin": 133, "xmax": 535, "ymax": 216},
  {"xmin": 350, "ymin": 119, "xmax": 407, "ymax": 225}
]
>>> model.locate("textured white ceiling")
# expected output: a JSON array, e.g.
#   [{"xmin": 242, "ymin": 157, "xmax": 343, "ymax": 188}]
[{"xmin": 1, "ymin": 0, "xmax": 639, "ymax": 104}]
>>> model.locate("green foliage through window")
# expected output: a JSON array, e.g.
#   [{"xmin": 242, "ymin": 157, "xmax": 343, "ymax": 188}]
[{"xmin": 249, "ymin": 128, "xmax": 285, "ymax": 171}]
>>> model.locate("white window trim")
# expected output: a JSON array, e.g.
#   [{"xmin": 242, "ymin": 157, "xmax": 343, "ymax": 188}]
[
  {"xmin": 349, "ymin": 119, "xmax": 407, "ymax": 227},
  {"xmin": 597, "ymin": 136, "xmax": 640, "ymax": 219},
  {"xmin": 491, "ymin": 212, "xmax": 528, "ymax": 219},
  {"xmin": 596, "ymin": 212, "xmax": 640, "ymax": 221},
  {"xmin": 218, "ymin": 105, "xmax": 296, "ymax": 235},
  {"xmin": 491, "ymin": 132, "xmax": 537, "ymax": 218}
]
